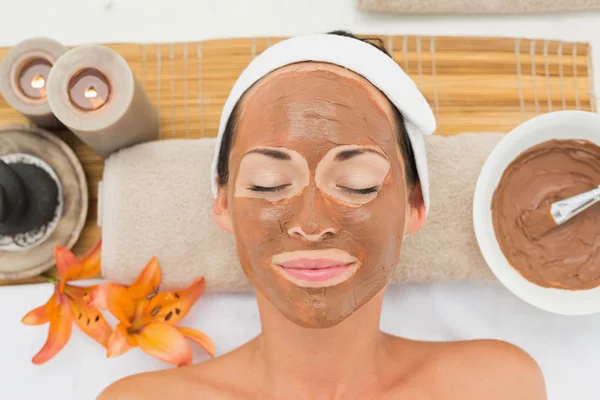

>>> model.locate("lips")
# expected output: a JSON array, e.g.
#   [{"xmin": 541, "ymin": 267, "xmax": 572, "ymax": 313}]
[
  {"xmin": 271, "ymin": 249, "xmax": 360, "ymax": 288},
  {"xmin": 278, "ymin": 258, "xmax": 355, "ymax": 269}
]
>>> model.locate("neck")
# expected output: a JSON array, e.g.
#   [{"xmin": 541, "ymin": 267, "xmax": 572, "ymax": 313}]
[{"xmin": 252, "ymin": 290, "xmax": 387, "ymax": 398}]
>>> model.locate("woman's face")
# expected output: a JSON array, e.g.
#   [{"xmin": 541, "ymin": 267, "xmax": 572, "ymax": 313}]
[{"xmin": 217, "ymin": 63, "xmax": 414, "ymax": 328}]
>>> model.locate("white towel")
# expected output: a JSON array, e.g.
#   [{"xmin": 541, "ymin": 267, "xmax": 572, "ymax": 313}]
[
  {"xmin": 99, "ymin": 133, "xmax": 502, "ymax": 291},
  {"xmin": 357, "ymin": 0, "xmax": 600, "ymax": 13},
  {"xmin": 3, "ymin": 281, "xmax": 600, "ymax": 399}
]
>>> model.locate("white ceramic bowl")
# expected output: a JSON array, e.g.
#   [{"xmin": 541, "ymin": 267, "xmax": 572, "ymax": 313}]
[{"xmin": 473, "ymin": 110, "xmax": 600, "ymax": 316}]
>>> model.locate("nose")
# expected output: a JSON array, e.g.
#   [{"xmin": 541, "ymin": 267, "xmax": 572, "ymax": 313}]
[
  {"xmin": 287, "ymin": 226, "xmax": 337, "ymax": 242},
  {"xmin": 287, "ymin": 186, "xmax": 338, "ymax": 242}
]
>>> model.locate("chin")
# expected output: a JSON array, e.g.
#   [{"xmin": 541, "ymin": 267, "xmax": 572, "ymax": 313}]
[
  {"xmin": 248, "ymin": 261, "xmax": 392, "ymax": 329},
  {"xmin": 271, "ymin": 288, "xmax": 378, "ymax": 329},
  {"xmin": 280, "ymin": 308, "xmax": 355, "ymax": 329}
]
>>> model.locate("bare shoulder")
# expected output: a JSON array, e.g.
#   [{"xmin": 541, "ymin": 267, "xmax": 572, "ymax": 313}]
[
  {"xmin": 96, "ymin": 347, "xmax": 255, "ymax": 400},
  {"xmin": 423, "ymin": 339, "xmax": 547, "ymax": 400},
  {"xmin": 96, "ymin": 363, "xmax": 226, "ymax": 400},
  {"xmin": 96, "ymin": 367, "xmax": 196, "ymax": 400}
]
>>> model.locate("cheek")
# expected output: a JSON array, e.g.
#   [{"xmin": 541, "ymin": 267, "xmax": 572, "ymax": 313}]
[
  {"xmin": 339, "ymin": 182, "xmax": 407, "ymax": 263},
  {"xmin": 231, "ymin": 198, "xmax": 287, "ymax": 258},
  {"xmin": 340, "ymin": 201, "xmax": 405, "ymax": 257}
]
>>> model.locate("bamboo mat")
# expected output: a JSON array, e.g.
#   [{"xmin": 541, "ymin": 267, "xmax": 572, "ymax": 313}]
[{"xmin": 0, "ymin": 35, "xmax": 595, "ymax": 285}]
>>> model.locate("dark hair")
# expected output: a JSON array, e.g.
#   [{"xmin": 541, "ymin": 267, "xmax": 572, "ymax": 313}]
[{"xmin": 217, "ymin": 30, "xmax": 419, "ymax": 190}]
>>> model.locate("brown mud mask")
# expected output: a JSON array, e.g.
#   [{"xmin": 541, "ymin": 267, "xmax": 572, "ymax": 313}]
[
  {"xmin": 225, "ymin": 64, "xmax": 410, "ymax": 328},
  {"xmin": 492, "ymin": 139, "xmax": 600, "ymax": 290}
]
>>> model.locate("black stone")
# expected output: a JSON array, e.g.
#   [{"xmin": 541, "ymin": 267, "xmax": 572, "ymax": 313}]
[
  {"xmin": 0, "ymin": 160, "xmax": 59, "ymax": 235},
  {"xmin": 0, "ymin": 185, "xmax": 8, "ymax": 222},
  {"xmin": 0, "ymin": 160, "xmax": 26, "ymax": 224}
]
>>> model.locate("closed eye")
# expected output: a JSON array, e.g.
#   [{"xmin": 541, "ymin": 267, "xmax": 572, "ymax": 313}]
[
  {"xmin": 248, "ymin": 184, "xmax": 292, "ymax": 192},
  {"xmin": 337, "ymin": 185, "xmax": 380, "ymax": 195}
]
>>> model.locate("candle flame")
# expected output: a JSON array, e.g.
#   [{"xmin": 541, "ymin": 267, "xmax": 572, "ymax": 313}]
[
  {"xmin": 85, "ymin": 87, "xmax": 98, "ymax": 99},
  {"xmin": 31, "ymin": 76, "xmax": 45, "ymax": 89}
]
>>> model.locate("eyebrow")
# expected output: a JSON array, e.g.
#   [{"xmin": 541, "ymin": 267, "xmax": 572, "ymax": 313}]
[
  {"xmin": 334, "ymin": 148, "xmax": 387, "ymax": 162},
  {"xmin": 245, "ymin": 148, "xmax": 292, "ymax": 160}
]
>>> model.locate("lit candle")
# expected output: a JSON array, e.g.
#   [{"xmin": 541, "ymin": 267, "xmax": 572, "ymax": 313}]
[
  {"xmin": 47, "ymin": 44, "xmax": 160, "ymax": 158},
  {"xmin": 68, "ymin": 68, "xmax": 111, "ymax": 111},
  {"xmin": 0, "ymin": 37, "xmax": 68, "ymax": 129}
]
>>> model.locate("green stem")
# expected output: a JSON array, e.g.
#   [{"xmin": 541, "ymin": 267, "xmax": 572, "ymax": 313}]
[{"xmin": 40, "ymin": 273, "xmax": 57, "ymax": 284}]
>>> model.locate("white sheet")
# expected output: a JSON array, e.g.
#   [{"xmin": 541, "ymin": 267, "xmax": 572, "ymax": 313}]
[{"xmin": 1, "ymin": 281, "xmax": 599, "ymax": 400}]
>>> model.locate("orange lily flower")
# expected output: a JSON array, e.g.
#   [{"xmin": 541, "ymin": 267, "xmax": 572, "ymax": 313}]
[
  {"xmin": 90, "ymin": 257, "xmax": 214, "ymax": 367},
  {"xmin": 21, "ymin": 241, "xmax": 113, "ymax": 365}
]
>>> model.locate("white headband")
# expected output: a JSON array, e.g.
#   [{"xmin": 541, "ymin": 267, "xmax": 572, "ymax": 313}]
[{"xmin": 210, "ymin": 33, "xmax": 436, "ymax": 213}]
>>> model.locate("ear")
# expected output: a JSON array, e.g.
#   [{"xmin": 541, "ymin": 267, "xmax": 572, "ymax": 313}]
[
  {"xmin": 213, "ymin": 186, "xmax": 233, "ymax": 233},
  {"xmin": 405, "ymin": 182, "xmax": 426, "ymax": 236}
]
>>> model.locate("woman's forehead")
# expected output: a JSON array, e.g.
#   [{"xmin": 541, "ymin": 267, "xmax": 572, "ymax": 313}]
[
  {"xmin": 242, "ymin": 62, "xmax": 395, "ymax": 115},
  {"xmin": 233, "ymin": 62, "xmax": 399, "ymax": 152}
]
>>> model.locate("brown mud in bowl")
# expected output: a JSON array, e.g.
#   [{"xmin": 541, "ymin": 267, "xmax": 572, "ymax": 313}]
[{"xmin": 491, "ymin": 139, "xmax": 600, "ymax": 290}]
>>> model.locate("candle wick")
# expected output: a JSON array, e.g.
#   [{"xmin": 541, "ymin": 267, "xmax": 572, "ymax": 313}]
[
  {"xmin": 30, "ymin": 76, "xmax": 45, "ymax": 89},
  {"xmin": 85, "ymin": 87, "xmax": 98, "ymax": 98}
]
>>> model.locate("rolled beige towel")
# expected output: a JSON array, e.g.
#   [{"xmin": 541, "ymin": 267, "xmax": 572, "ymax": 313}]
[
  {"xmin": 358, "ymin": 0, "xmax": 600, "ymax": 13},
  {"xmin": 99, "ymin": 133, "xmax": 501, "ymax": 292}
]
